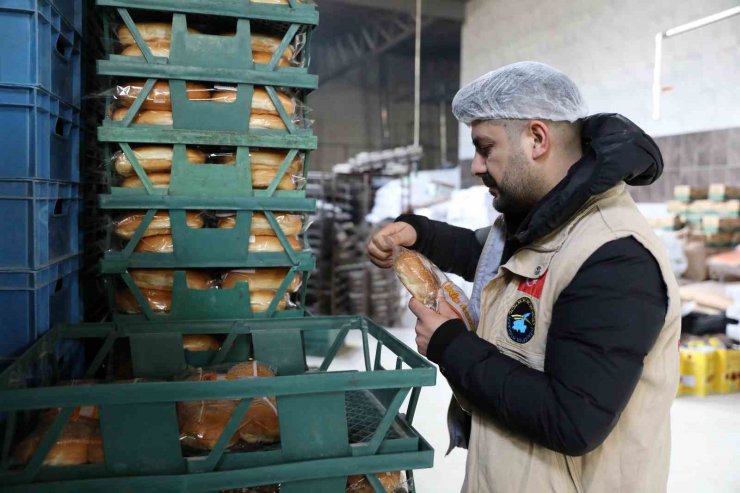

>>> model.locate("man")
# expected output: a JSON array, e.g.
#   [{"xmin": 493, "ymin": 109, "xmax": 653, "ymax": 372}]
[{"xmin": 368, "ymin": 62, "xmax": 679, "ymax": 492}]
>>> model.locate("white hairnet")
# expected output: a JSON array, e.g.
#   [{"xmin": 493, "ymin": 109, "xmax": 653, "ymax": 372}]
[{"xmin": 452, "ymin": 61, "xmax": 588, "ymax": 124}]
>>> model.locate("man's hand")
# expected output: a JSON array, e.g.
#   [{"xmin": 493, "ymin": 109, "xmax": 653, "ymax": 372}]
[
  {"xmin": 367, "ymin": 222, "xmax": 418, "ymax": 268},
  {"xmin": 409, "ymin": 295, "xmax": 461, "ymax": 356}
]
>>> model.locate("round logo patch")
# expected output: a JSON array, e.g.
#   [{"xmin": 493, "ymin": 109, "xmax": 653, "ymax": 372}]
[{"xmin": 507, "ymin": 297, "xmax": 536, "ymax": 344}]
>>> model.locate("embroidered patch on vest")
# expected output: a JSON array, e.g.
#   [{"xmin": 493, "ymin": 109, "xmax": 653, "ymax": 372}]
[
  {"xmin": 517, "ymin": 270, "xmax": 547, "ymax": 299},
  {"xmin": 507, "ymin": 297, "xmax": 536, "ymax": 344}
]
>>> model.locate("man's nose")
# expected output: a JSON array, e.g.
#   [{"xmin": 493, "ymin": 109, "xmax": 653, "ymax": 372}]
[{"xmin": 471, "ymin": 154, "xmax": 487, "ymax": 176}]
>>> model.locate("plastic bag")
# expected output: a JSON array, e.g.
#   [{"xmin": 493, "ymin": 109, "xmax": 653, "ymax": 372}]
[
  {"xmin": 183, "ymin": 335, "xmax": 222, "ymax": 352},
  {"xmin": 393, "ymin": 248, "xmax": 475, "ymax": 332},
  {"xmin": 249, "ymin": 289, "xmax": 293, "ymax": 313},
  {"xmin": 177, "ymin": 362, "xmax": 278, "ymax": 451},
  {"xmin": 248, "ymin": 235, "xmax": 304, "ymax": 253},
  {"xmin": 113, "ymin": 80, "xmax": 213, "ymax": 110},
  {"xmin": 222, "ymin": 269, "xmax": 303, "ymax": 293},
  {"xmin": 217, "ymin": 213, "xmax": 304, "ymax": 237},
  {"xmin": 13, "ymin": 416, "xmax": 104, "ymax": 466},
  {"xmin": 134, "ymin": 234, "xmax": 174, "ymax": 253},
  {"xmin": 116, "ymin": 288, "xmax": 172, "ymax": 313},
  {"xmin": 346, "ymin": 472, "xmax": 406, "ymax": 493},
  {"xmin": 112, "ymin": 145, "xmax": 207, "ymax": 177},
  {"xmin": 117, "ymin": 21, "xmax": 300, "ymax": 67},
  {"xmin": 113, "ymin": 211, "xmax": 204, "ymax": 240},
  {"xmin": 129, "ymin": 269, "xmax": 214, "ymax": 291}
]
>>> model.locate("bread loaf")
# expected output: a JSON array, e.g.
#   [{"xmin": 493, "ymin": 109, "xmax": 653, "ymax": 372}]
[
  {"xmin": 114, "ymin": 146, "xmax": 207, "ymax": 177},
  {"xmin": 129, "ymin": 269, "xmax": 212, "ymax": 291},
  {"xmin": 114, "ymin": 212, "xmax": 203, "ymax": 240},
  {"xmin": 116, "ymin": 288, "xmax": 172, "ymax": 313},
  {"xmin": 217, "ymin": 212, "xmax": 303, "ymax": 236},
  {"xmin": 394, "ymin": 248, "xmax": 440, "ymax": 309},
  {"xmin": 223, "ymin": 269, "xmax": 302, "ymax": 293},
  {"xmin": 116, "ymin": 81, "xmax": 212, "ymax": 110}
]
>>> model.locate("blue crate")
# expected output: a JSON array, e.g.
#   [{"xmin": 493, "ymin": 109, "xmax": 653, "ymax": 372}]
[
  {"xmin": 0, "ymin": 256, "xmax": 81, "ymax": 358},
  {"xmin": 0, "ymin": 0, "xmax": 82, "ymax": 106},
  {"xmin": 0, "ymin": 85, "xmax": 80, "ymax": 181},
  {"xmin": 0, "ymin": 180, "xmax": 81, "ymax": 270},
  {"xmin": 1, "ymin": 0, "xmax": 83, "ymax": 34}
]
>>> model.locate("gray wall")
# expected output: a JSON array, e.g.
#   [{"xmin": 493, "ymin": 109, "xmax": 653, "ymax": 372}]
[
  {"xmin": 308, "ymin": 55, "xmax": 460, "ymax": 171},
  {"xmin": 457, "ymin": 0, "xmax": 740, "ymax": 201}
]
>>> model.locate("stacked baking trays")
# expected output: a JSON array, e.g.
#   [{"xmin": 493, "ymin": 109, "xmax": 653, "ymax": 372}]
[{"xmin": 94, "ymin": 0, "xmax": 318, "ymax": 322}]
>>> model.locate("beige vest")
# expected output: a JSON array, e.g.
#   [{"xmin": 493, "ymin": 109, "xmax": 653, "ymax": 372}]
[{"xmin": 462, "ymin": 183, "xmax": 680, "ymax": 493}]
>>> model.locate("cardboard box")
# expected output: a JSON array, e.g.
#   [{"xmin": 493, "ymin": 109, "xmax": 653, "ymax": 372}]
[
  {"xmin": 674, "ymin": 185, "xmax": 708, "ymax": 202},
  {"xmin": 702, "ymin": 216, "xmax": 740, "ymax": 233},
  {"xmin": 709, "ymin": 184, "xmax": 740, "ymax": 202}
]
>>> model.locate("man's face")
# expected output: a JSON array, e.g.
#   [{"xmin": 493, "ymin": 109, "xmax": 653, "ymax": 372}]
[{"xmin": 470, "ymin": 121, "xmax": 539, "ymax": 217}]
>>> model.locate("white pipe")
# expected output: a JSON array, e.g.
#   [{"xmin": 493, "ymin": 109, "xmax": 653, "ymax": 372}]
[
  {"xmin": 652, "ymin": 6, "xmax": 740, "ymax": 120},
  {"xmin": 652, "ymin": 33, "xmax": 663, "ymax": 120},
  {"xmin": 665, "ymin": 6, "xmax": 740, "ymax": 37},
  {"xmin": 414, "ymin": 0, "xmax": 422, "ymax": 148}
]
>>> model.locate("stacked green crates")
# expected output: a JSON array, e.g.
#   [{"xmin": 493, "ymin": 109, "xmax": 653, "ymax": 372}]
[
  {"xmin": 0, "ymin": 2, "xmax": 437, "ymax": 492},
  {"xmin": 96, "ymin": 0, "xmax": 318, "ymax": 321},
  {"xmin": 0, "ymin": 317, "xmax": 436, "ymax": 492}
]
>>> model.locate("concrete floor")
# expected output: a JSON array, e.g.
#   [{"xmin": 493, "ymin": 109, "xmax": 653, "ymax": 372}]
[{"xmin": 312, "ymin": 325, "xmax": 740, "ymax": 493}]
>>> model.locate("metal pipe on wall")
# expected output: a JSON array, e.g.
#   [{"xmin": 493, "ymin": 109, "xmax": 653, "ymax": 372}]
[
  {"xmin": 652, "ymin": 6, "xmax": 740, "ymax": 120},
  {"xmin": 414, "ymin": 0, "xmax": 422, "ymax": 147}
]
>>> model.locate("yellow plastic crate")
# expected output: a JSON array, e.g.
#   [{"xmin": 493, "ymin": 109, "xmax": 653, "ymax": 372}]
[
  {"xmin": 708, "ymin": 338, "xmax": 740, "ymax": 394},
  {"xmin": 678, "ymin": 343, "xmax": 718, "ymax": 397}
]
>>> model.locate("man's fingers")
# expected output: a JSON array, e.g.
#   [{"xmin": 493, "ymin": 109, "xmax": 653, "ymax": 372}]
[
  {"xmin": 437, "ymin": 298, "xmax": 461, "ymax": 319},
  {"xmin": 409, "ymin": 298, "xmax": 434, "ymax": 319}
]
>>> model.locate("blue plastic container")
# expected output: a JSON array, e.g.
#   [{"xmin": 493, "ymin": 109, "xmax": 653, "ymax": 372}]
[
  {"xmin": 0, "ymin": 85, "xmax": 80, "ymax": 181},
  {"xmin": 0, "ymin": 180, "xmax": 81, "ymax": 270},
  {"xmin": 1, "ymin": 0, "xmax": 83, "ymax": 34},
  {"xmin": 0, "ymin": 0, "xmax": 82, "ymax": 106},
  {"xmin": 0, "ymin": 255, "xmax": 81, "ymax": 358}
]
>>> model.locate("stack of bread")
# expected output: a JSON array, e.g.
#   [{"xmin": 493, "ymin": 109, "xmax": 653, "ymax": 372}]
[
  {"xmin": 112, "ymin": 211, "xmax": 304, "ymax": 314},
  {"xmin": 113, "ymin": 147, "xmax": 304, "ymax": 192},
  {"xmin": 12, "ymin": 381, "xmax": 104, "ymax": 467},
  {"xmin": 177, "ymin": 361, "xmax": 280, "ymax": 449},
  {"xmin": 112, "ymin": 21, "xmax": 297, "ymax": 131}
]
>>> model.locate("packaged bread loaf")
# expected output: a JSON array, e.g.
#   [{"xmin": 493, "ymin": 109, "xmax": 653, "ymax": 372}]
[
  {"xmin": 177, "ymin": 362, "xmax": 278, "ymax": 450},
  {"xmin": 346, "ymin": 472, "xmax": 403, "ymax": 493},
  {"xmin": 114, "ymin": 146, "xmax": 207, "ymax": 177},
  {"xmin": 118, "ymin": 22, "xmax": 294, "ymax": 66},
  {"xmin": 115, "ymin": 81, "xmax": 212, "ymax": 110},
  {"xmin": 120, "ymin": 172, "xmax": 171, "ymax": 188},
  {"xmin": 112, "ymin": 107, "xmax": 288, "ymax": 129},
  {"xmin": 217, "ymin": 213, "xmax": 303, "ymax": 236},
  {"xmin": 13, "ymin": 416, "xmax": 104, "ymax": 466},
  {"xmin": 114, "ymin": 212, "xmax": 203, "ymax": 240},
  {"xmin": 394, "ymin": 247, "xmax": 476, "ymax": 331},
  {"xmin": 210, "ymin": 87, "xmax": 296, "ymax": 116},
  {"xmin": 116, "ymin": 288, "xmax": 172, "ymax": 313},
  {"xmin": 223, "ymin": 269, "xmax": 302, "ymax": 293},
  {"xmin": 129, "ymin": 269, "xmax": 212, "ymax": 291},
  {"xmin": 183, "ymin": 335, "xmax": 222, "ymax": 352},
  {"xmin": 112, "ymin": 107, "xmax": 173, "ymax": 125}
]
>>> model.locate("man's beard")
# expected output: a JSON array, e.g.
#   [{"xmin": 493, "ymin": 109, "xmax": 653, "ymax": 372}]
[{"xmin": 484, "ymin": 152, "xmax": 538, "ymax": 218}]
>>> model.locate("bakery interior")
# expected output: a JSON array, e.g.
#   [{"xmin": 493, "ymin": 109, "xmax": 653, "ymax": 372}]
[{"xmin": 0, "ymin": 0, "xmax": 738, "ymax": 492}]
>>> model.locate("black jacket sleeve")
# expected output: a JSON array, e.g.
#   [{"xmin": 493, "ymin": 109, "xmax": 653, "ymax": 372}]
[
  {"xmin": 426, "ymin": 237, "xmax": 668, "ymax": 456},
  {"xmin": 395, "ymin": 214, "xmax": 483, "ymax": 282}
]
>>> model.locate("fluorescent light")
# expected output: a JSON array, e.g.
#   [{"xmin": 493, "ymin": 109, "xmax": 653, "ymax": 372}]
[{"xmin": 665, "ymin": 6, "xmax": 740, "ymax": 37}]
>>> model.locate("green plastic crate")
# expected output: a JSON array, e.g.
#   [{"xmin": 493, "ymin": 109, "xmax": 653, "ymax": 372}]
[
  {"xmin": 100, "ymin": 209, "xmax": 315, "ymax": 270},
  {"xmin": 108, "ymin": 269, "xmax": 311, "ymax": 320},
  {"xmin": 102, "ymin": 144, "xmax": 313, "ymax": 200},
  {"xmin": 96, "ymin": 1, "xmax": 318, "ymax": 89},
  {"xmin": 0, "ymin": 316, "xmax": 436, "ymax": 492},
  {"xmin": 106, "ymin": 83, "xmax": 311, "ymax": 134}
]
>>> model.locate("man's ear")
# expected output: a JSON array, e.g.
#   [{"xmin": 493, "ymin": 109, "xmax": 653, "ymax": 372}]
[{"xmin": 528, "ymin": 120, "xmax": 550, "ymax": 160}]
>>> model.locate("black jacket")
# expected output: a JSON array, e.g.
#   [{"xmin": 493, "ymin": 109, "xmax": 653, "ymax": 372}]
[{"xmin": 397, "ymin": 114, "xmax": 669, "ymax": 456}]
